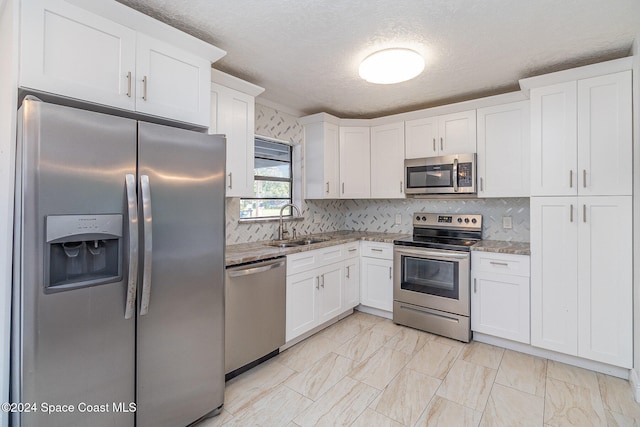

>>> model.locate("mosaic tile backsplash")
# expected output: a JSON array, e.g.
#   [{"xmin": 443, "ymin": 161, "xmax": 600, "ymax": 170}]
[{"xmin": 226, "ymin": 102, "xmax": 530, "ymax": 244}]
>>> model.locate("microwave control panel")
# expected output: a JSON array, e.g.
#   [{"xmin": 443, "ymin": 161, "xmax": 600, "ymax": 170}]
[{"xmin": 457, "ymin": 162, "xmax": 473, "ymax": 187}]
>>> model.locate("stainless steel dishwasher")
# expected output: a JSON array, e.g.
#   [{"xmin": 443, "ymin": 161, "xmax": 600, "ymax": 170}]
[{"xmin": 225, "ymin": 257, "xmax": 286, "ymax": 379}]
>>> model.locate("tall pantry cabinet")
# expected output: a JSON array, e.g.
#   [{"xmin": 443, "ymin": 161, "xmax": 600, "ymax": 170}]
[{"xmin": 527, "ymin": 62, "xmax": 633, "ymax": 368}]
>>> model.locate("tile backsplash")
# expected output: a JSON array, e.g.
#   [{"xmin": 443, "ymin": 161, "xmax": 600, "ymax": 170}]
[{"xmin": 226, "ymin": 102, "xmax": 530, "ymax": 245}]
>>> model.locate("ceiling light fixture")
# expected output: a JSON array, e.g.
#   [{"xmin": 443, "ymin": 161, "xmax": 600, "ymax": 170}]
[{"xmin": 359, "ymin": 48, "xmax": 425, "ymax": 84}]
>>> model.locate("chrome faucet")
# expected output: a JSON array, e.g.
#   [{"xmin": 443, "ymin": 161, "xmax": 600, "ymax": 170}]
[{"xmin": 278, "ymin": 203, "xmax": 301, "ymax": 240}]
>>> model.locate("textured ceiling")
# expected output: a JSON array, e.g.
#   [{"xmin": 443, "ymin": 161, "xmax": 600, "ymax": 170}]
[{"xmin": 116, "ymin": 0, "xmax": 640, "ymax": 118}]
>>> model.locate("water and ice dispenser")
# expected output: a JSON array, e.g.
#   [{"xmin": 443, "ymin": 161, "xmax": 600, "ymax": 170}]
[{"xmin": 45, "ymin": 214, "xmax": 123, "ymax": 292}]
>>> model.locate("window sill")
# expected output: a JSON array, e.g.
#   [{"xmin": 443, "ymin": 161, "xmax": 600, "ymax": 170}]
[{"xmin": 238, "ymin": 216, "xmax": 304, "ymax": 224}]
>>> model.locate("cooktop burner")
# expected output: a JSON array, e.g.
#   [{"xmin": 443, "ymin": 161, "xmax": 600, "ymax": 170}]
[{"xmin": 393, "ymin": 213, "xmax": 483, "ymax": 252}]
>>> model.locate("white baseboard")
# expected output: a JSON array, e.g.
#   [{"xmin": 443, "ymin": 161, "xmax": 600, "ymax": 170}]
[
  {"xmin": 473, "ymin": 333, "xmax": 630, "ymax": 380},
  {"xmin": 630, "ymin": 369, "xmax": 640, "ymax": 402},
  {"xmin": 355, "ymin": 304, "xmax": 392, "ymax": 320}
]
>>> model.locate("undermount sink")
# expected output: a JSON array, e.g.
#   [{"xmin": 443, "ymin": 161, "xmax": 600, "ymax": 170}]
[{"xmin": 267, "ymin": 236, "xmax": 331, "ymax": 248}]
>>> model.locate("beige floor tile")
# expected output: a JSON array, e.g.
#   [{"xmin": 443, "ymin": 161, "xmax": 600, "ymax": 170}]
[
  {"xmin": 369, "ymin": 318, "xmax": 406, "ymax": 338},
  {"xmin": 436, "ymin": 359, "xmax": 497, "ymax": 412},
  {"xmin": 316, "ymin": 315, "xmax": 372, "ymax": 344},
  {"xmin": 460, "ymin": 341, "xmax": 504, "ymax": 370},
  {"xmin": 547, "ymin": 360, "xmax": 599, "ymax": 390},
  {"xmin": 221, "ymin": 384, "xmax": 312, "ymax": 427},
  {"xmin": 432, "ymin": 335, "xmax": 466, "ymax": 355},
  {"xmin": 351, "ymin": 310, "xmax": 385, "ymax": 326},
  {"xmin": 293, "ymin": 376, "xmax": 379, "ymax": 427},
  {"xmin": 415, "ymin": 396, "xmax": 482, "ymax": 427},
  {"xmin": 495, "ymin": 350, "xmax": 547, "ymax": 397},
  {"xmin": 350, "ymin": 408, "xmax": 404, "ymax": 427},
  {"xmin": 372, "ymin": 367, "xmax": 441, "ymax": 426},
  {"xmin": 196, "ymin": 409, "xmax": 234, "ymax": 427},
  {"xmin": 335, "ymin": 329, "xmax": 389, "ymax": 362},
  {"xmin": 224, "ymin": 359, "xmax": 296, "ymax": 414},
  {"xmin": 285, "ymin": 352, "xmax": 355, "ymax": 400},
  {"xmin": 277, "ymin": 334, "xmax": 339, "ymax": 372},
  {"xmin": 597, "ymin": 373, "xmax": 640, "ymax": 419},
  {"xmin": 480, "ymin": 383, "xmax": 544, "ymax": 427},
  {"xmin": 384, "ymin": 326, "xmax": 433, "ymax": 355},
  {"xmin": 544, "ymin": 377, "xmax": 607, "ymax": 426},
  {"xmin": 349, "ymin": 346, "xmax": 412, "ymax": 390},
  {"xmin": 406, "ymin": 340, "xmax": 460, "ymax": 379},
  {"xmin": 605, "ymin": 410, "xmax": 637, "ymax": 427}
]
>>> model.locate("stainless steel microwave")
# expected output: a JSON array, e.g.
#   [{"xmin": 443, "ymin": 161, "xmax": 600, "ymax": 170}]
[{"xmin": 405, "ymin": 153, "xmax": 476, "ymax": 195}]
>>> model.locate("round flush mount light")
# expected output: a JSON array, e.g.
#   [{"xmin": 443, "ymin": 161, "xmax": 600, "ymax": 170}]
[{"xmin": 359, "ymin": 48, "xmax": 425, "ymax": 84}]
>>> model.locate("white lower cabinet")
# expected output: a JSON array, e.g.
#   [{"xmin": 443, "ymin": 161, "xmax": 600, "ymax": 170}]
[
  {"xmin": 360, "ymin": 242, "xmax": 393, "ymax": 312},
  {"xmin": 343, "ymin": 243, "xmax": 360, "ymax": 309},
  {"xmin": 530, "ymin": 196, "xmax": 632, "ymax": 368},
  {"xmin": 471, "ymin": 252, "xmax": 530, "ymax": 344}
]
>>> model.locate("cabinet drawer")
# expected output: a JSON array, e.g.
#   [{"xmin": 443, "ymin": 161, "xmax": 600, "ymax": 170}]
[
  {"xmin": 344, "ymin": 242, "xmax": 360, "ymax": 258},
  {"xmin": 287, "ymin": 250, "xmax": 322, "ymax": 275},
  {"xmin": 319, "ymin": 244, "xmax": 344, "ymax": 264},
  {"xmin": 471, "ymin": 252, "xmax": 530, "ymax": 277},
  {"xmin": 361, "ymin": 241, "xmax": 393, "ymax": 260}
]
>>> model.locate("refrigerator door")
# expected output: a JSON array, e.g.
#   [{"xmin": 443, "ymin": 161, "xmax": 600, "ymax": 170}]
[
  {"xmin": 13, "ymin": 99, "xmax": 137, "ymax": 427},
  {"xmin": 136, "ymin": 122, "xmax": 225, "ymax": 427}
]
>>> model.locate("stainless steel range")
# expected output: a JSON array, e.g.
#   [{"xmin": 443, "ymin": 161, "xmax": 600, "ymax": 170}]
[{"xmin": 393, "ymin": 213, "xmax": 482, "ymax": 342}]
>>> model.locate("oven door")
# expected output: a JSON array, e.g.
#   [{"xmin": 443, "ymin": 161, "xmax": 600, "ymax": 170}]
[{"xmin": 393, "ymin": 246, "xmax": 470, "ymax": 316}]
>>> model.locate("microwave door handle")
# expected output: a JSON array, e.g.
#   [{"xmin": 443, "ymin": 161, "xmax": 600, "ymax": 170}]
[{"xmin": 452, "ymin": 158, "xmax": 459, "ymax": 192}]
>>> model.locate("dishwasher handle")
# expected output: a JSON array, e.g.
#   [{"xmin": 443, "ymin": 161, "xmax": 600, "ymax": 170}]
[{"xmin": 227, "ymin": 259, "xmax": 285, "ymax": 278}]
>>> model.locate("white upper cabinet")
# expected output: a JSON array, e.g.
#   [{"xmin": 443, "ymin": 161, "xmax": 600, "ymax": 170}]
[
  {"xmin": 477, "ymin": 101, "xmax": 530, "ymax": 197},
  {"xmin": 405, "ymin": 110, "xmax": 476, "ymax": 159},
  {"xmin": 339, "ymin": 126, "xmax": 371, "ymax": 198},
  {"xmin": 303, "ymin": 121, "xmax": 340, "ymax": 199},
  {"xmin": 135, "ymin": 34, "xmax": 211, "ymax": 126},
  {"xmin": 370, "ymin": 122, "xmax": 405, "ymax": 199},
  {"xmin": 530, "ymin": 71, "xmax": 631, "ymax": 197},
  {"xmin": 210, "ymin": 71, "xmax": 264, "ymax": 198},
  {"xmin": 20, "ymin": 0, "xmax": 223, "ymax": 127},
  {"xmin": 21, "ymin": 0, "xmax": 137, "ymax": 111}
]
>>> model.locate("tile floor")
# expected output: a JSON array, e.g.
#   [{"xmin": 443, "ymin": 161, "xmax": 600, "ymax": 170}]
[{"xmin": 199, "ymin": 311, "xmax": 640, "ymax": 427}]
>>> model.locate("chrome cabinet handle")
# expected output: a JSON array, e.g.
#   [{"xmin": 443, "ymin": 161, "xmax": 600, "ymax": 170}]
[
  {"xmin": 400, "ymin": 181, "xmax": 403, "ymax": 193},
  {"xmin": 432, "ymin": 138, "xmax": 436, "ymax": 152},
  {"xmin": 371, "ymin": 248, "xmax": 383, "ymax": 252},
  {"xmin": 480, "ymin": 177, "xmax": 484, "ymax": 192},
  {"xmin": 570, "ymin": 204, "xmax": 574, "ymax": 222},
  {"xmin": 321, "ymin": 274, "xmax": 325, "ymax": 288},
  {"xmin": 389, "ymin": 267, "xmax": 392, "ymax": 280},
  {"xmin": 326, "ymin": 182, "xmax": 329, "ymax": 193},
  {"xmin": 342, "ymin": 182, "xmax": 345, "ymax": 194},
  {"xmin": 474, "ymin": 278, "xmax": 477, "ymax": 293},
  {"xmin": 583, "ymin": 204, "xmax": 586, "ymax": 223},
  {"xmin": 124, "ymin": 174, "xmax": 138, "ymax": 319},
  {"xmin": 346, "ymin": 266, "xmax": 350, "ymax": 278},
  {"xmin": 569, "ymin": 170, "xmax": 573, "ymax": 188},
  {"xmin": 583, "ymin": 170, "xmax": 587, "ymax": 188},
  {"xmin": 316, "ymin": 276, "xmax": 319, "ymax": 290},
  {"xmin": 453, "ymin": 158, "xmax": 459, "ymax": 192},
  {"xmin": 228, "ymin": 172, "xmax": 233, "ymax": 189},
  {"xmin": 139, "ymin": 175, "xmax": 153, "ymax": 316},
  {"xmin": 142, "ymin": 76, "xmax": 148, "ymax": 101},
  {"xmin": 348, "ymin": 248, "xmax": 357, "ymax": 252},
  {"xmin": 490, "ymin": 261, "xmax": 508, "ymax": 267},
  {"xmin": 126, "ymin": 71, "xmax": 132, "ymax": 98},
  {"xmin": 440, "ymin": 137, "xmax": 443, "ymax": 151}
]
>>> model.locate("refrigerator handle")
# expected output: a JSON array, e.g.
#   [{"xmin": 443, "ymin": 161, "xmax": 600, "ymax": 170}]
[
  {"xmin": 124, "ymin": 174, "xmax": 139, "ymax": 319},
  {"xmin": 140, "ymin": 175, "xmax": 153, "ymax": 316}
]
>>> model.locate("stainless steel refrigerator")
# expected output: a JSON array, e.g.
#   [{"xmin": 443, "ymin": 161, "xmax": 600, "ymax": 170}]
[{"xmin": 11, "ymin": 98, "xmax": 225, "ymax": 427}]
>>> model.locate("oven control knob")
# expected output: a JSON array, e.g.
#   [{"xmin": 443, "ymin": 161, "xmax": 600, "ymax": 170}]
[
  {"xmin": 464, "ymin": 218, "xmax": 470, "ymax": 223},
  {"xmin": 457, "ymin": 218, "xmax": 463, "ymax": 223},
  {"xmin": 471, "ymin": 218, "xmax": 477, "ymax": 224},
  {"xmin": 421, "ymin": 216, "xmax": 426, "ymax": 221},
  {"xmin": 415, "ymin": 215, "xmax": 420, "ymax": 221}
]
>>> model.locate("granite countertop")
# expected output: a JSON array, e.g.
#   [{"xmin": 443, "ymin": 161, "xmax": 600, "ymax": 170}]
[
  {"xmin": 471, "ymin": 240, "xmax": 530, "ymax": 256},
  {"xmin": 226, "ymin": 231, "xmax": 410, "ymax": 267}
]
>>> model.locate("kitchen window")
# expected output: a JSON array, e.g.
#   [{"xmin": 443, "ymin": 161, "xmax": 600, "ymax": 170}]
[{"xmin": 240, "ymin": 138, "xmax": 293, "ymax": 219}]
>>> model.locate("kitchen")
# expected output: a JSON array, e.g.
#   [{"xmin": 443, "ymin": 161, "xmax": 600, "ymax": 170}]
[{"xmin": 1, "ymin": 0, "xmax": 640, "ymax": 426}]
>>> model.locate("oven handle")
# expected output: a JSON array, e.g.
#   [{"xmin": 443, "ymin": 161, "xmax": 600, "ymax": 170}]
[{"xmin": 394, "ymin": 246, "xmax": 469, "ymax": 261}]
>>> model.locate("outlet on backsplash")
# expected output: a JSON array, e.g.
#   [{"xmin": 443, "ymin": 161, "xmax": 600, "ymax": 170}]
[
  {"xmin": 313, "ymin": 213, "xmax": 321, "ymax": 224},
  {"xmin": 395, "ymin": 214, "xmax": 402, "ymax": 225},
  {"xmin": 502, "ymin": 216, "xmax": 513, "ymax": 229}
]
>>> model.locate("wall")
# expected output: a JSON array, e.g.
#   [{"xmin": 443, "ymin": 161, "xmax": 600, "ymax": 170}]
[{"xmin": 225, "ymin": 102, "xmax": 530, "ymax": 244}]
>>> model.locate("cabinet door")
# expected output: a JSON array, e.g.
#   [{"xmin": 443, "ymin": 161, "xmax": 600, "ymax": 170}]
[
  {"xmin": 530, "ymin": 82, "xmax": 577, "ymax": 196},
  {"xmin": 344, "ymin": 258, "xmax": 360, "ymax": 309},
  {"xmin": 477, "ymin": 101, "xmax": 530, "ymax": 198},
  {"xmin": 405, "ymin": 117, "xmax": 438, "ymax": 158},
  {"xmin": 438, "ymin": 110, "xmax": 477, "ymax": 155},
  {"xmin": 471, "ymin": 271, "xmax": 530, "ymax": 343},
  {"xmin": 318, "ymin": 263, "xmax": 344, "ymax": 324},
  {"xmin": 360, "ymin": 257, "xmax": 393, "ymax": 312},
  {"xmin": 577, "ymin": 72, "xmax": 632, "ymax": 196},
  {"xmin": 303, "ymin": 121, "xmax": 340, "ymax": 199},
  {"xmin": 370, "ymin": 122, "xmax": 405, "ymax": 198},
  {"xmin": 211, "ymin": 83, "xmax": 255, "ymax": 197},
  {"xmin": 339, "ymin": 127, "xmax": 370, "ymax": 198},
  {"xmin": 136, "ymin": 34, "xmax": 211, "ymax": 127},
  {"xmin": 286, "ymin": 270, "xmax": 319, "ymax": 342},
  {"xmin": 577, "ymin": 196, "xmax": 632, "ymax": 367},
  {"xmin": 20, "ymin": 0, "xmax": 136, "ymax": 111},
  {"xmin": 530, "ymin": 197, "xmax": 578, "ymax": 355}
]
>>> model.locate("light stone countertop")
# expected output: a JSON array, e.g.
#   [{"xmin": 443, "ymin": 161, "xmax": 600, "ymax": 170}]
[
  {"xmin": 226, "ymin": 230, "xmax": 410, "ymax": 267},
  {"xmin": 471, "ymin": 240, "xmax": 531, "ymax": 256}
]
